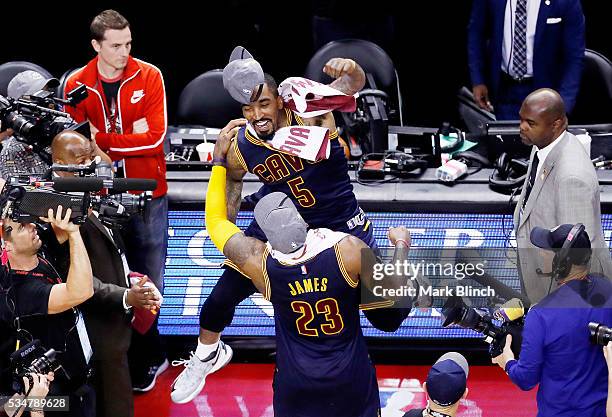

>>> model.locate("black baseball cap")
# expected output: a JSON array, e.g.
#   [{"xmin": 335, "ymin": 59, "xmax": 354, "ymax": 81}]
[
  {"xmin": 426, "ymin": 352, "xmax": 469, "ymax": 406},
  {"xmin": 530, "ymin": 224, "xmax": 591, "ymax": 250},
  {"xmin": 530, "ymin": 224, "xmax": 592, "ymax": 265}
]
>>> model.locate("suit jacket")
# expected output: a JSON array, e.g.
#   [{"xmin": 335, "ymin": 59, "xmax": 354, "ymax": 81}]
[
  {"xmin": 467, "ymin": 0, "xmax": 585, "ymax": 112},
  {"xmin": 513, "ymin": 131, "xmax": 612, "ymax": 303},
  {"xmin": 79, "ymin": 214, "xmax": 133, "ymax": 360}
]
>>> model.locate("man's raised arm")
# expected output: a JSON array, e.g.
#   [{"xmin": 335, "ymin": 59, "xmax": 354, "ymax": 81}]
[
  {"xmin": 326, "ymin": 58, "xmax": 366, "ymax": 96},
  {"xmin": 205, "ymin": 129, "xmax": 266, "ymax": 291}
]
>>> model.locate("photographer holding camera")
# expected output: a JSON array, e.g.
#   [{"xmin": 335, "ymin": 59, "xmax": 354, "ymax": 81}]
[
  {"xmin": 1, "ymin": 205, "xmax": 95, "ymax": 416},
  {"xmin": 492, "ymin": 224, "xmax": 612, "ymax": 417},
  {"xmin": 0, "ymin": 71, "xmax": 111, "ymax": 181},
  {"xmin": 51, "ymin": 130, "xmax": 161, "ymax": 417},
  {"xmin": 0, "ymin": 71, "xmax": 59, "ymax": 179},
  {"xmin": 3, "ymin": 372, "xmax": 54, "ymax": 417}
]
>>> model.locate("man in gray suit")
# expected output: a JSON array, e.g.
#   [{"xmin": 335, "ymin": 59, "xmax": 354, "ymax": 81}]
[{"xmin": 514, "ymin": 89, "xmax": 612, "ymax": 303}]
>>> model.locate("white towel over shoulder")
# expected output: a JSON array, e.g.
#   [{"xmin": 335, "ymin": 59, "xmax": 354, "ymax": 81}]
[
  {"xmin": 246, "ymin": 123, "xmax": 331, "ymax": 162},
  {"xmin": 268, "ymin": 228, "xmax": 348, "ymax": 265}
]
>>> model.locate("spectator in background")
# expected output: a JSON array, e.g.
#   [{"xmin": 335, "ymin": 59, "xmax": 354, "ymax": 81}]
[
  {"xmin": 63, "ymin": 8, "xmax": 169, "ymax": 392},
  {"xmin": 402, "ymin": 352, "xmax": 469, "ymax": 417},
  {"xmin": 492, "ymin": 224, "xmax": 612, "ymax": 417},
  {"xmin": 467, "ymin": 0, "xmax": 584, "ymax": 119}
]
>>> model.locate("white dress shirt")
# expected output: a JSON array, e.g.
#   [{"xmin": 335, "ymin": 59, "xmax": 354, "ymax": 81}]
[
  {"xmin": 502, "ymin": 0, "xmax": 542, "ymax": 78},
  {"xmin": 534, "ymin": 130, "xmax": 565, "ymax": 178}
]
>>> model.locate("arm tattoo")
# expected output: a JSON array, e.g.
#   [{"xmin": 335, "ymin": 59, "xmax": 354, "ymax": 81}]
[
  {"xmin": 224, "ymin": 235, "xmax": 266, "ymax": 276},
  {"xmin": 226, "ymin": 177, "xmax": 243, "ymax": 223}
]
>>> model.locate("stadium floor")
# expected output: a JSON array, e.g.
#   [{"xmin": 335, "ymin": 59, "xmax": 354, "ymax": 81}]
[{"xmin": 134, "ymin": 363, "xmax": 537, "ymax": 417}]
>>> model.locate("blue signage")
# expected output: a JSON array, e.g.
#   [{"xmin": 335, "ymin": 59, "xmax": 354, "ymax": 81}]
[{"xmin": 160, "ymin": 211, "xmax": 612, "ymax": 338}]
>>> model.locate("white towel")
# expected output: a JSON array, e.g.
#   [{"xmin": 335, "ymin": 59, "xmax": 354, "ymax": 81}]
[
  {"xmin": 279, "ymin": 77, "xmax": 358, "ymax": 118},
  {"xmin": 268, "ymin": 228, "xmax": 348, "ymax": 265},
  {"xmin": 246, "ymin": 123, "xmax": 331, "ymax": 162}
]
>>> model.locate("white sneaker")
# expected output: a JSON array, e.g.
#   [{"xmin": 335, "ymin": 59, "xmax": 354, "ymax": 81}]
[{"xmin": 170, "ymin": 341, "xmax": 233, "ymax": 404}]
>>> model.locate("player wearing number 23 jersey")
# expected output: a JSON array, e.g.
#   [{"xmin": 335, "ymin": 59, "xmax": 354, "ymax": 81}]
[{"xmin": 263, "ymin": 229, "xmax": 380, "ymax": 417}]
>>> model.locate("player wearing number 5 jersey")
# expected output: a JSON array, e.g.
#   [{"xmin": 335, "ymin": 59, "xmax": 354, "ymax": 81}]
[
  {"xmin": 203, "ymin": 135, "xmax": 416, "ymax": 415},
  {"xmin": 170, "ymin": 47, "xmax": 412, "ymax": 404}
]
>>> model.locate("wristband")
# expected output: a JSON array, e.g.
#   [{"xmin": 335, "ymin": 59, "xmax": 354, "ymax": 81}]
[
  {"xmin": 394, "ymin": 238, "xmax": 409, "ymax": 247},
  {"xmin": 212, "ymin": 157, "xmax": 227, "ymax": 167}
]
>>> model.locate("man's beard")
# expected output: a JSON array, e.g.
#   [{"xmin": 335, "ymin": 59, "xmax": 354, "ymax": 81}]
[{"xmin": 259, "ymin": 131, "xmax": 275, "ymax": 141}]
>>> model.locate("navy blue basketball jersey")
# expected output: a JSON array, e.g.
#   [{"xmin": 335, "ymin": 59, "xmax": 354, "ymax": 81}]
[
  {"xmin": 234, "ymin": 108, "xmax": 359, "ymax": 229},
  {"xmin": 262, "ymin": 232, "xmax": 380, "ymax": 417}
]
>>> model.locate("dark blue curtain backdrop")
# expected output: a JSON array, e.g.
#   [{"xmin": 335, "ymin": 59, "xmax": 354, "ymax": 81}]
[{"xmin": 1, "ymin": 1, "xmax": 608, "ymax": 128}]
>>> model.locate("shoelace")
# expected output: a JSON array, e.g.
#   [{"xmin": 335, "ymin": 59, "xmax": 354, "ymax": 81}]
[{"xmin": 172, "ymin": 352, "xmax": 197, "ymax": 368}]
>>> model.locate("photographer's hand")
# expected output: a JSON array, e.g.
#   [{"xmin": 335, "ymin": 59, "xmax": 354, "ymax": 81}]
[
  {"xmin": 604, "ymin": 342, "xmax": 612, "ymax": 373},
  {"xmin": 0, "ymin": 128, "xmax": 14, "ymax": 142},
  {"xmin": 492, "ymin": 334, "xmax": 515, "ymax": 370},
  {"xmin": 40, "ymin": 206, "xmax": 79, "ymax": 244},
  {"xmin": 24, "ymin": 373, "xmax": 52, "ymax": 398}
]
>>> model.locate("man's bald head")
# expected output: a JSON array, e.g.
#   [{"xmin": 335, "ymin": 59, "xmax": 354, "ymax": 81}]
[
  {"xmin": 523, "ymin": 89, "xmax": 566, "ymax": 122},
  {"xmin": 519, "ymin": 89, "xmax": 568, "ymax": 148},
  {"xmin": 51, "ymin": 131, "xmax": 95, "ymax": 172}
]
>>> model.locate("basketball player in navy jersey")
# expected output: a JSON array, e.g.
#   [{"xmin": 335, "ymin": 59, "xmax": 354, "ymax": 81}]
[
  {"xmin": 171, "ymin": 47, "xmax": 412, "ymax": 404},
  {"xmin": 200, "ymin": 131, "xmax": 416, "ymax": 417}
]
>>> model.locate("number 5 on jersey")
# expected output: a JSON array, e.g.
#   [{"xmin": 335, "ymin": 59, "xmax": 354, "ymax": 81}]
[{"xmin": 287, "ymin": 176, "xmax": 316, "ymax": 208}]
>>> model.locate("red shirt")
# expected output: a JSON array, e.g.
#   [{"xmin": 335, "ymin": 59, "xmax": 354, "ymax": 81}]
[{"xmin": 65, "ymin": 56, "xmax": 168, "ymax": 197}]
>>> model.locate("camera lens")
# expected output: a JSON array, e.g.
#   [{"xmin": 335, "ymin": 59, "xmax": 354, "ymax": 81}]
[
  {"xmin": 589, "ymin": 322, "xmax": 612, "ymax": 346},
  {"xmin": 6, "ymin": 111, "xmax": 35, "ymax": 136}
]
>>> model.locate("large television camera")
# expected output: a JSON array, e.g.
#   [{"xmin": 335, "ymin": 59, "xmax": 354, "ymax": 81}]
[
  {"xmin": 442, "ymin": 295, "xmax": 525, "ymax": 358},
  {"xmin": 0, "ymin": 159, "xmax": 156, "ymax": 228},
  {"xmin": 0, "ymin": 85, "xmax": 89, "ymax": 162}
]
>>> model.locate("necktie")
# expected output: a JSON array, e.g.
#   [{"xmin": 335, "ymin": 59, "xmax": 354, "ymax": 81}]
[
  {"xmin": 522, "ymin": 152, "xmax": 539, "ymax": 210},
  {"xmin": 512, "ymin": 0, "xmax": 528, "ymax": 79}
]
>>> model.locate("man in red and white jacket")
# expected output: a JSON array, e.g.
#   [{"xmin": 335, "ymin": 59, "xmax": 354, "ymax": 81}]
[{"xmin": 65, "ymin": 9, "xmax": 169, "ymax": 394}]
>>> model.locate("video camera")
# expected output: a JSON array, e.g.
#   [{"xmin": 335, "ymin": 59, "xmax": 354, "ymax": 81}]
[
  {"xmin": 442, "ymin": 295, "xmax": 525, "ymax": 357},
  {"xmin": 588, "ymin": 322, "xmax": 612, "ymax": 346},
  {"xmin": 0, "ymin": 159, "xmax": 156, "ymax": 228},
  {"xmin": 0, "ymin": 85, "xmax": 89, "ymax": 160},
  {"xmin": 10, "ymin": 340, "xmax": 61, "ymax": 395}
]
